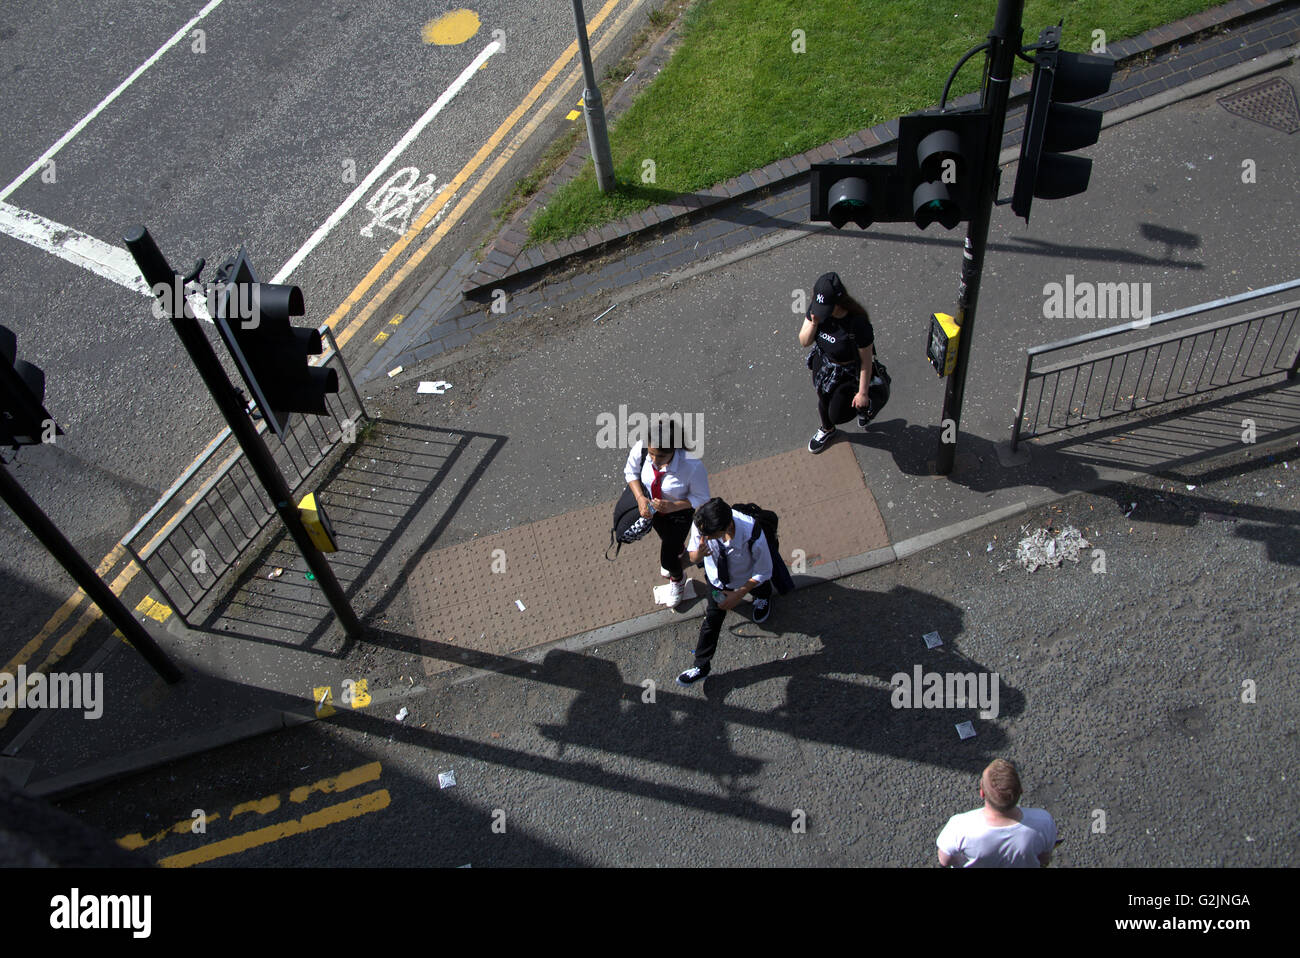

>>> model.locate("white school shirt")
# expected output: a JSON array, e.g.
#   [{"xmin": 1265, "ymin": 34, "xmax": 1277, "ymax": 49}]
[
  {"xmin": 686, "ymin": 510, "xmax": 774, "ymax": 591},
  {"xmin": 936, "ymin": 807, "xmax": 1057, "ymax": 868},
  {"xmin": 622, "ymin": 442, "xmax": 711, "ymax": 509}
]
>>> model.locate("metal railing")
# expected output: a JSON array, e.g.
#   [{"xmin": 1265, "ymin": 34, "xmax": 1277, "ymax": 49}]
[
  {"xmin": 1012, "ymin": 280, "xmax": 1300, "ymax": 450},
  {"xmin": 122, "ymin": 326, "xmax": 368, "ymax": 625}
]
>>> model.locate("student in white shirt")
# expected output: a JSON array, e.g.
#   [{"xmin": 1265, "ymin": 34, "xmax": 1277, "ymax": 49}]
[
  {"xmin": 675, "ymin": 497, "xmax": 774, "ymax": 686},
  {"xmin": 623, "ymin": 420, "xmax": 710, "ymax": 609},
  {"xmin": 937, "ymin": 759, "xmax": 1058, "ymax": 868}
]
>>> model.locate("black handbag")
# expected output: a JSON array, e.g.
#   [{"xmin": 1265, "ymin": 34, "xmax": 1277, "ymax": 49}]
[{"xmin": 862, "ymin": 358, "xmax": 891, "ymax": 423}]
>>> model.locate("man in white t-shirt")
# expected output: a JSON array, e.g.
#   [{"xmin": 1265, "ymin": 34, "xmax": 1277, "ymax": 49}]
[{"xmin": 936, "ymin": 759, "xmax": 1057, "ymax": 868}]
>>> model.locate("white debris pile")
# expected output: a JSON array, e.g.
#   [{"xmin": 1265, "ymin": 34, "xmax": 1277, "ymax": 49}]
[{"xmin": 1008, "ymin": 525, "xmax": 1091, "ymax": 573}]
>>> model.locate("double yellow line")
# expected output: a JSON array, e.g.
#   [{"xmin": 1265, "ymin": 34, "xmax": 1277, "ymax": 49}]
[
  {"xmin": 115, "ymin": 761, "xmax": 389, "ymax": 867},
  {"xmin": 3, "ymin": 0, "xmax": 644, "ymax": 704},
  {"xmin": 330, "ymin": 0, "xmax": 639, "ymax": 349}
]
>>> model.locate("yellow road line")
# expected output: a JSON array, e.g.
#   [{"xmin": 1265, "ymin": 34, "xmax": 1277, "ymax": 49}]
[
  {"xmin": 334, "ymin": 0, "xmax": 642, "ymax": 353},
  {"xmin": 230, "ymin": 795, "xmax": 281, "ymax": 818},
  {"xmin": 158, "ymin": 789, "xmax": 391, "ymax": 868},
  {"xmin": 0, "ymin": 556, "xmax": 143, "ymax": 730},
  {"xmin": 119, "ymin": 812, "xmax": 225, "ymax": 851},
  {"xmin": 289, "ymin": 760, "xmax": 382, "ymax": 803},
  {"xmin": 115, "ymin": 761, "xmax": 382, "ymax": 850}
]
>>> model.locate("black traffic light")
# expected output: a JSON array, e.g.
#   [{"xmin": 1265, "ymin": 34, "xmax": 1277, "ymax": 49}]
[
  {"xmin": 810, "ymin": 161, "xmax": 906, "ymax": 229},
  {"xmin": 0, "ymin": 325, "xmax": 62, "ymax": 448},
  {"xmin": 1011, "ymin": 25, "xmax": 1115, "ymax": 221},
  {"xmin": 897, "ymin": 108, "xmax": 993, "ymax": 230},
  {"xmin": 213, "ymin": 249, "xmax": 338, "ymax": 442}
]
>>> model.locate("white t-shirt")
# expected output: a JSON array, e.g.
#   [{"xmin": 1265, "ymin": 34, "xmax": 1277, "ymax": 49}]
[{"xmin": 936, "ymin": 807, "xmax": 1057, "ymax": 868}]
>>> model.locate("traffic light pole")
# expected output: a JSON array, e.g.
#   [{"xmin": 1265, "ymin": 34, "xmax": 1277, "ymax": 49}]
[
  {"xmin": 123, "ymin": 226, "xmax": 363, "ymax": 641},
  {"xmin": 934, "ymin": 0, "xmax": 1023, "ymax": 476},
  {"xmin": 0, "ymin": 459, "xmax": 183, "ymax": 684}
]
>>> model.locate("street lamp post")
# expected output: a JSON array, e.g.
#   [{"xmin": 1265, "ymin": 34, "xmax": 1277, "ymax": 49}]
[{"xmin": 572, "ymin": 0, "xmax": 615, "ymax": 193}]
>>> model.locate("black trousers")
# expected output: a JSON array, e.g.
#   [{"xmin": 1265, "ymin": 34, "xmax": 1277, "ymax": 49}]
[
  {"xmin": 653, "ymin": 509, "xmax": 694, "ymax": 580},
  {"xmin": 693, "ymin": 580, "xmax": 774, "ymax": 668},
  {"xmin": 818, "ymin": 380, "xmax": 861, "ymax": 430}
]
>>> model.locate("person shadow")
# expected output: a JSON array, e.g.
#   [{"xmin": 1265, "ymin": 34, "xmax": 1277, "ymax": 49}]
[{"xmin": 696, "ymin": 578, "xmax": 1025, "ymax": 772}]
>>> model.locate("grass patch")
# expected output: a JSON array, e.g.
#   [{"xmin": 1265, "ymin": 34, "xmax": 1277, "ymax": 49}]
[{"xmin": 530, "ymin": 0, "xmax": 1224, "ymax": 243}]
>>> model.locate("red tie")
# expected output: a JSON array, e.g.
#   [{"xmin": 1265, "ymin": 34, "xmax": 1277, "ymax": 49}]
[{"xmin": 650, "ymin": 465, "xmax": 665, "ymax": 501}]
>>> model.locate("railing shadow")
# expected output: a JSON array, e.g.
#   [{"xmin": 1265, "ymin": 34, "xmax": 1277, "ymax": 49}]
[{"xmin": 198, "ymin": 420, "xmax": 506, "ymax": 655}]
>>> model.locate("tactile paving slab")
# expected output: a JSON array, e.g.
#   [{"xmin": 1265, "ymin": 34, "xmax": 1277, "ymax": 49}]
[{"xmin": 408, "ymin": 441, "xmax": 887, "ymax": 672}]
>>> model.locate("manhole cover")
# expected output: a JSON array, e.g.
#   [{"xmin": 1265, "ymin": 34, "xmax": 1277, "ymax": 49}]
[{"xmin": 1217, "ymin": 77, "xmax": 1300, "ymax": 133}]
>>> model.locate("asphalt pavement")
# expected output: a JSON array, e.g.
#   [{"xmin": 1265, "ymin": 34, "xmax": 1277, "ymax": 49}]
[
  {"xmin": 49, "ymin": 442, "xmax": 1299, "ymax": 868},
  {"xmin": 3, "ymin": 2, "xmax": 1299, "ymax": 873}
]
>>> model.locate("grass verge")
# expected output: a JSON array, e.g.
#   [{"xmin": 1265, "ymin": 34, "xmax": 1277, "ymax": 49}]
[{"xmin": 528, "ymin": 0, "xmax": 1226, "ymax": 244}]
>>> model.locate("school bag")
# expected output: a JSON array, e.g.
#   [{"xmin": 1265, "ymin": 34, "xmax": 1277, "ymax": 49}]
[
  {"xmin": 606, "ymin": 447, "xmax": 654, "ymax": 559},
  {"xmin": 731, "ymin": 503, "xmax": 796, "ymax": 594}
]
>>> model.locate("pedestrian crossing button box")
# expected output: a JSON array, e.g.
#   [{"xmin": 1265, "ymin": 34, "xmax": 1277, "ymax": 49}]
[
  {"xmin": 927, "ymin": 312, "xmax": 960, "ymax": 377},
  {"xmin": 298, "ymin": 492, "xmax": 338, "ymax": 553}
]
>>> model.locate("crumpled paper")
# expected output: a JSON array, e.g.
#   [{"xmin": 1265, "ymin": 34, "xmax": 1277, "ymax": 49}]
[{"xmin": 1008, "ymin": 525, "xmax": 1091, "ymax": 573}]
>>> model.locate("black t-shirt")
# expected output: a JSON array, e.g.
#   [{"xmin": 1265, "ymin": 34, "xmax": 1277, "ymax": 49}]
[{"xmin": 813, "ymin": 308, "xmax": 874, "ymax": 364}]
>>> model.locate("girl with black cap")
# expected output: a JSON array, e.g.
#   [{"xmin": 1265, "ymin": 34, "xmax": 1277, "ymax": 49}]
[{"xmin": 799, "ymin": 271, "xmax": 877, "ymax": 453}]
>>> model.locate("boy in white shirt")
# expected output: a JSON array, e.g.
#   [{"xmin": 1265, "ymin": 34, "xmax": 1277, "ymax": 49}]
[{"xmin": 675, "ymin": 497, "xmax": 773, "ymax": 686}]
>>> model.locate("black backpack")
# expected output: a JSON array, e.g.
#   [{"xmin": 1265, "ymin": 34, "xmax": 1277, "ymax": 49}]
[
  {"xmin": 732, "ymin": 503, "xmax": 795, "ymax": 594},
  {"xmin": 606, "ymin": 447, "xmax": 655, "ymax": 560}
]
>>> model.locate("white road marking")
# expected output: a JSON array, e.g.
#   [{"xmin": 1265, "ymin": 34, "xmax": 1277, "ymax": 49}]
[
  {"xmin": 360, "ymin": 167, "xmax": 441, "ymax": 239},
  {"xmin": 0, "ymin": 0, "xmax": 232, "ymax": 204},
  {"xmin": 0, "ymin": 203, "xmax": 212, "ymax": 320},
  {"xmin": 0, "ymin": 201, "xmax": 148, "ymax": 293},
  {"xmin": 270, "ymin": 38, "xmax": 501, "ymax": 283}
]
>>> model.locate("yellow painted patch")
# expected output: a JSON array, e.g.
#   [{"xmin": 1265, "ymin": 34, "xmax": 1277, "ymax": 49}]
[
  {"xmin": 158, "ymin": 790, "xmax": 391, "ymax": 868},
  {"xmin": 373, "ymin": 331, "xmax": 390, "ymax": 344},
  {"xmin": 423, "ymin": 9, "xmax": 480, "ymax": 45},
  {"xmin": 136, "ymin": 596, "xmax": 172, "ymax": 623},
  {"xmin": 313, "ymin": 686, "xmax": 335, "ymax": 717},
  {"xmin": 347, "ymin": 678, "xmax": 371, "ymax": 709},
  {"xmin": 388, "ymin": 315, "xmax": 403, "ymax": 326}
]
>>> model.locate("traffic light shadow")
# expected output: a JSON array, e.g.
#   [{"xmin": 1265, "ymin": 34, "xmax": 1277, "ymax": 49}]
[
  {"xmin": 998, "ymin": 221, "xmax": 1204, "ymax": 271},
  {"xmin": 198, "ymin": 420, "xmax": 506, "ymax": 656},
  {"xmin": 365, "ymin": 579, "xmax": 1021, "ymax": 788},
  {"xmin": 313, "ymin": 645, "xmax": 800, "ymax": 836},
  {"xmin": 826, "ymin": 223, "xmax": 1207, "ymax": 271}
]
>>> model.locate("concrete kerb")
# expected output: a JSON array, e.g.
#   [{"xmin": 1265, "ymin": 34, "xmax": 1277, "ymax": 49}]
[
  {"xmin": 25, "ymin": 709, "xmax": 290, "ymax": 800},
  {"xmin": 459, "ymin": 0, "xmax": 1297, "ymax": 301}
]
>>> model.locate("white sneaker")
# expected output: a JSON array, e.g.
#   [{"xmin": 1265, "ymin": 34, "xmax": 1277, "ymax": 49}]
[
  {"xmin": 660, "ymin": 567, "xmax": 672, "ymax": 579},
  {"xmin": 665, "ymin": 579, "xmax": 685, "ymax": 608}
]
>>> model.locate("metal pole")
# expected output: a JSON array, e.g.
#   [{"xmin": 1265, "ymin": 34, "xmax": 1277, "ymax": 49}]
[
  {"xmin": 0, "ymin": 460, "xmax": 183, "ymax": 683},
  {"xmin": 572, "ymin": 0, "xmax": 615, "ymax": 193},
  {"xmin": 122, "ymin": 226, "xmax": 363, "ymax": 641},
  {"xmin": 935, "ymin": 0, "xmax": 1023, "ymax": 475}
]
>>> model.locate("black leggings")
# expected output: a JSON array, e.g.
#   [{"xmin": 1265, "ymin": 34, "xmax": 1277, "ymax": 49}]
[
  {"xmin": 818, "ymin": 381, "xmax": 860, "ymax": 430},
  {"xmin": 653, "ymin": 510, "xmax": 694, "ymax": 579}
]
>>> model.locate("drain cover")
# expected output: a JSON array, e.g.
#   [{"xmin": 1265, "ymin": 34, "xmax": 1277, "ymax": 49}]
[{"xmin": 1217, "ymin": 77, "xmax": 1300, "ymax": 134}]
